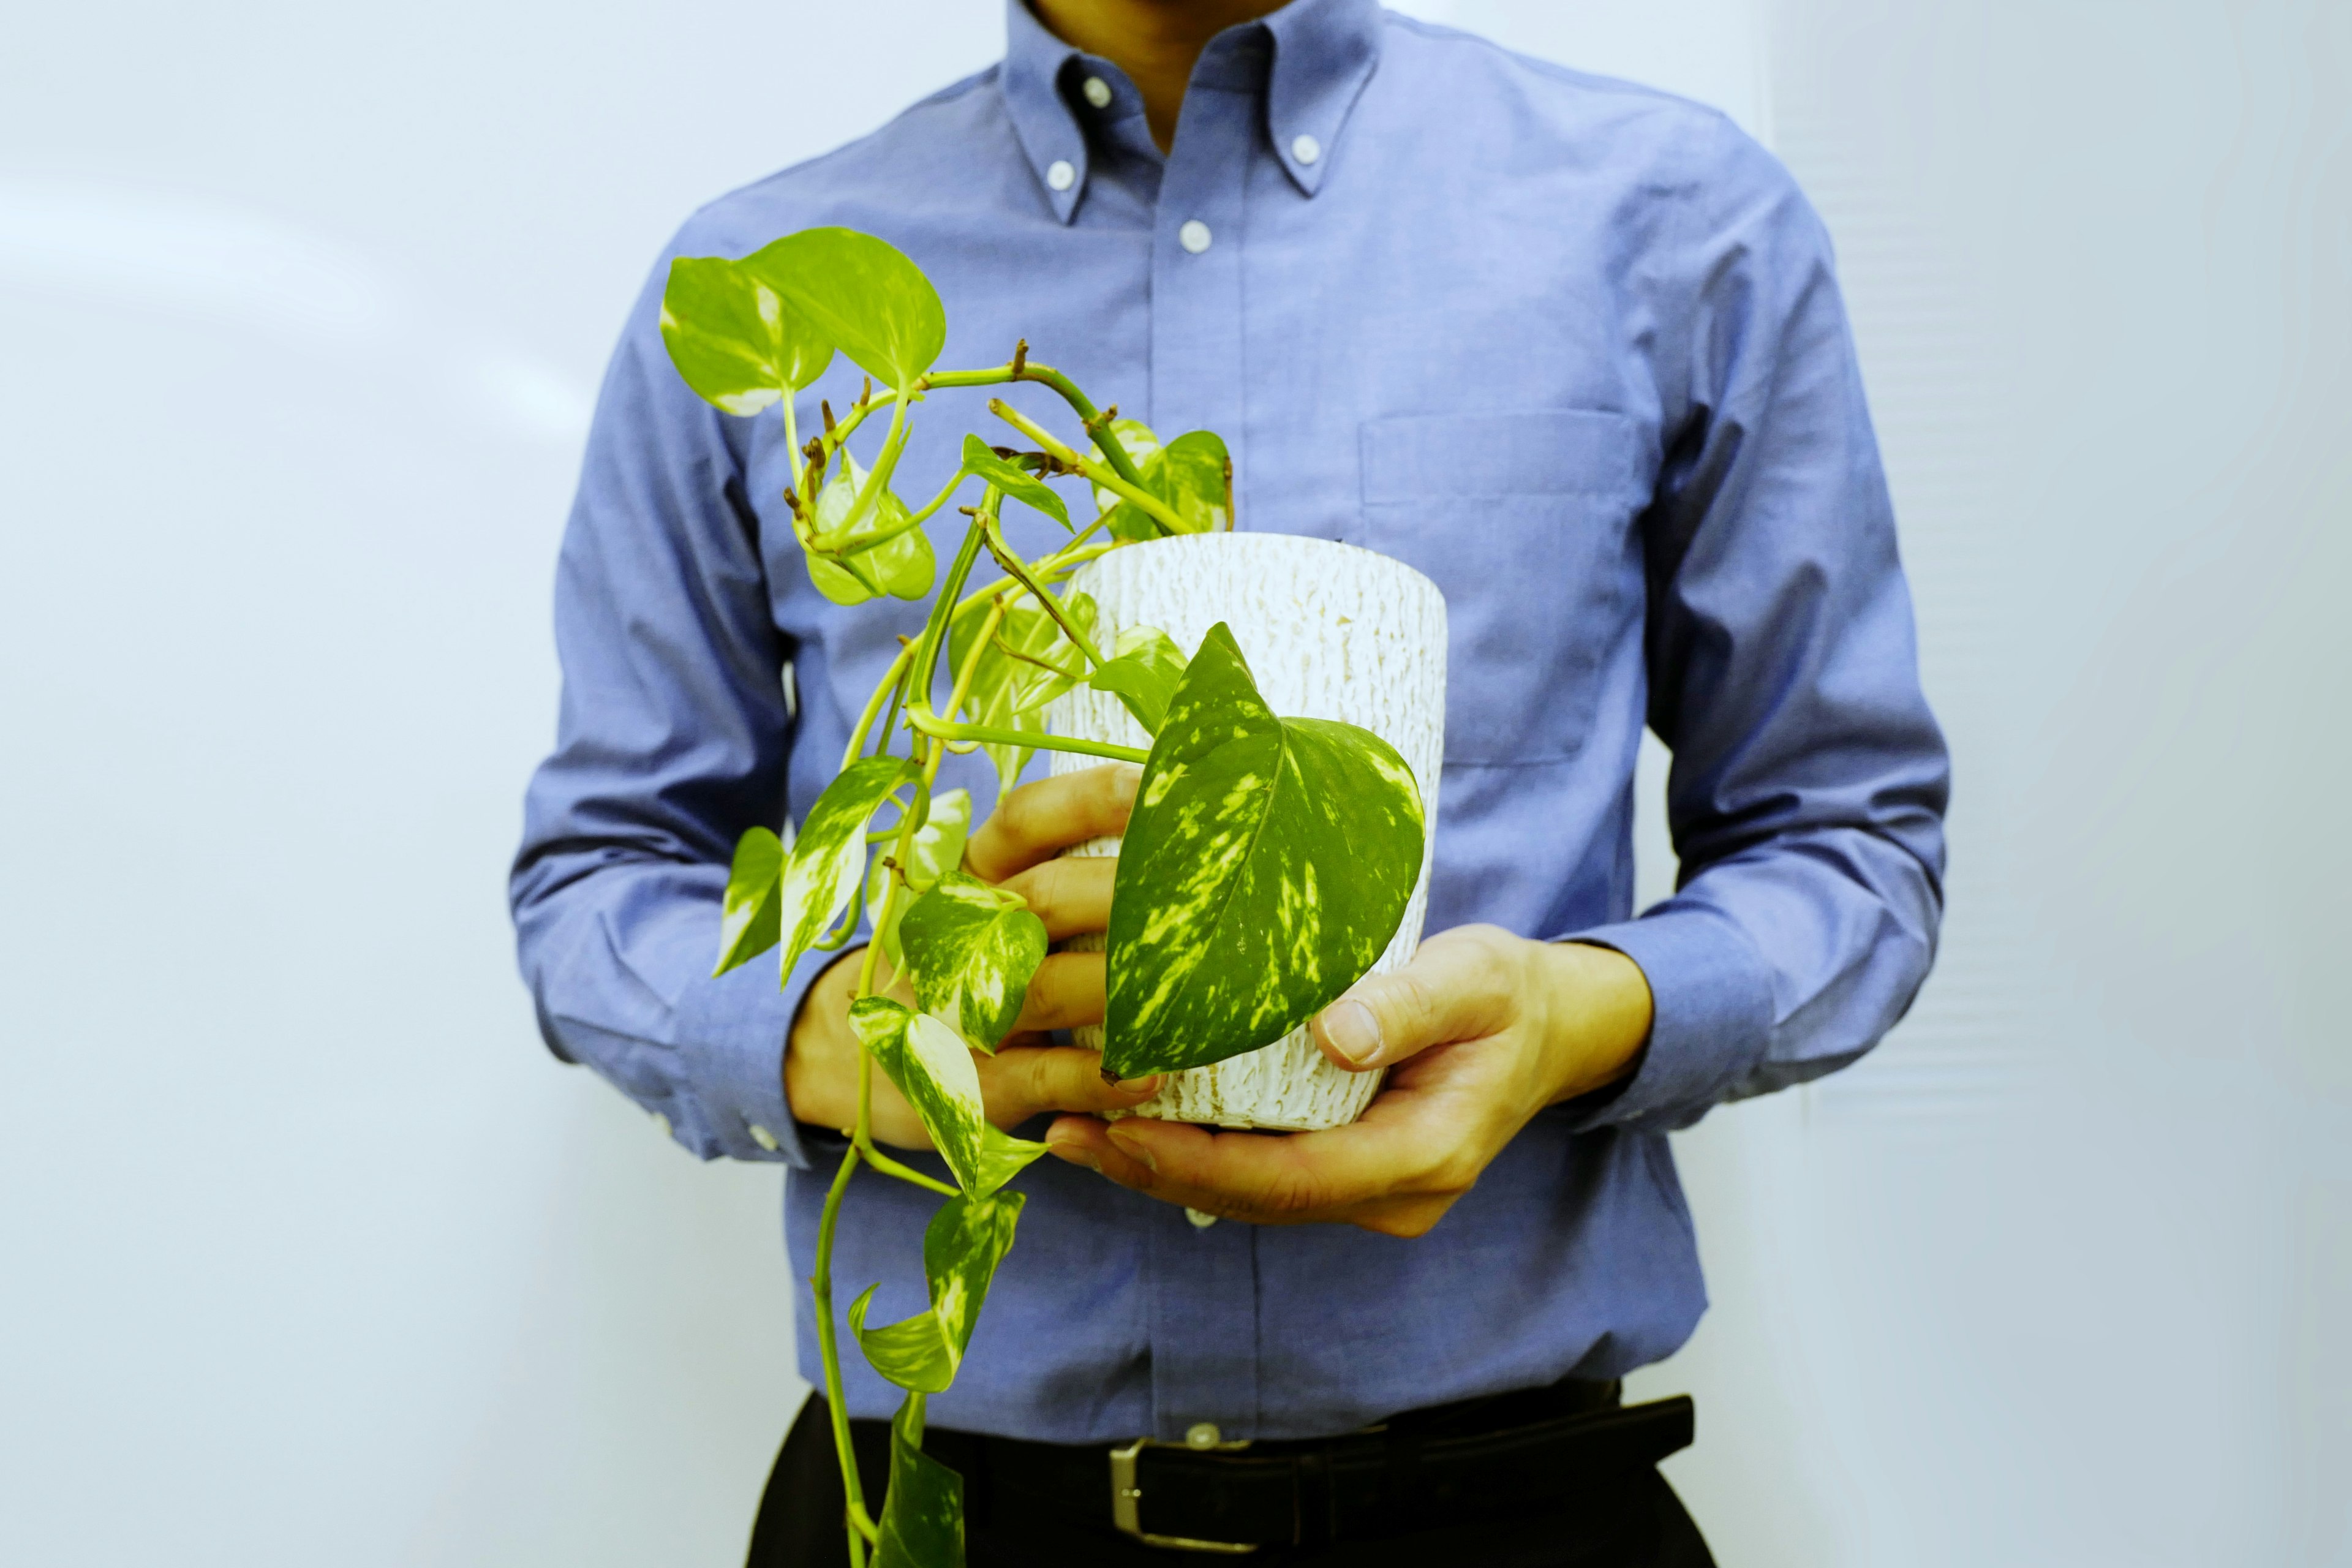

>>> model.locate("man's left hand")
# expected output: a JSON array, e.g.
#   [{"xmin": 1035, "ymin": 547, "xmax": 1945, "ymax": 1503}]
[{"xmin": 1042, "ymin": 925, "xmax": 1655, "ymax": 1238}]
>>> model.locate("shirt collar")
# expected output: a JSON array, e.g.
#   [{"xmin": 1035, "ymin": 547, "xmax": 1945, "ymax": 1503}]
[{"xmin": 1001, "ymin": 0, "xmax": 1382, "ymax": 222}]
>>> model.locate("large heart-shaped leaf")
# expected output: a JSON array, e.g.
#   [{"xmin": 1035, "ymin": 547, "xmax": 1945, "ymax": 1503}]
[
  {"xmin": 846, "ymin": 1187, "xmax": 1025, "ymax": 1393},
  {"xmin": 808, "ymin": 452, "xmax": 935, "ymax": 605},
  {"xmin": 1085, "ymin": 624, "xmax": 1186, "ymax": 734},
  {"xmin": 948, "ymin": 590, "xmax": 1098, "ymax": 790},
  {"xmin": 714, "ymin": 826, "xmax": 786, "ymax": 975},
  {"xmin": 658, "ymin": 255, "xmax": 833, "ymax": 416},
  {"xmin": 868, "ymin": 789, "xmax": 973, "ymax": 970},
  {"xmin": 960, "ymin": 435, "xmax": 1071, "ymax": 531},
  {"xmin": 743, "ymin": 228, "xmax": 946, "ymax": 392},
  {"xmin": 873, "ymin": 1394, "xmax": 963, "ymax": 1568},
  {"xmin": 1102, "ymin": 624, "xmax": 1425, "ymax": 1078},
  {"xmin": 774, "ymin": 758, "xmax": 914, "ymax": 979},
  {"xmin": 849, "ymin": 998, "xmax": 1046, "ymax": 1196},
  {"xmin": 899, "ymin": 871, "xmax": 1047, "ymax": 1051}
]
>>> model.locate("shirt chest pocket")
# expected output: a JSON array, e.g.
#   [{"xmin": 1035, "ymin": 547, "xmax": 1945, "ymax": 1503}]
[{"xmin": 1348, "ymin": 410, "xmax": 1649, "ymax": 766}]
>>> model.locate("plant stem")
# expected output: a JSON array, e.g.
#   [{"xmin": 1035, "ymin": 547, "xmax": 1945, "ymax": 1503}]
[
  {"xmin": 842, "ymin": 641, "xmax": 917, "ymax": 770},
  {"xmin": 984, "ymin": 518, "xmax": 1107, "ymax": 668},
  {"xmin": 810, "ymin": 1140, "xmax": 873, "ymax": 1555},
  {"xmin": 925, "ymin": 359, "xmax": 1154, "ymax": 496},
  {"xmin": 987, "ymin": 399, "xmax": 1188, "ymax": 537},
  {"xmin": 905, "ymin": 707, "xmax": 1148, "ymax": 764}
]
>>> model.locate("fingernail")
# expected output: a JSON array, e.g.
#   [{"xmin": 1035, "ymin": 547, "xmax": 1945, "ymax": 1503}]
[
  {"xmin": 1118, "ymin": 1075, "xmax": 1163, "ymax": 1096},
  {"xmin": 1104, "ymin": 1127, "xmax": 1156, "ymax": 1171},
  {"xmin": 1322, "ymin": 999, "xmax": 1382, "ymax": 1066}
]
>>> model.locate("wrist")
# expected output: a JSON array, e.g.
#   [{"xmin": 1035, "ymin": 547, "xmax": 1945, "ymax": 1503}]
[{"xmin": 1532, "ymin": 940, "xmax": 1654, "ymax": 1106}]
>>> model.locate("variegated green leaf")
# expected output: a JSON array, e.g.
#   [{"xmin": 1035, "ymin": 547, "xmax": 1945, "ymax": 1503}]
[
  {"xmin": 948, "ymin": 590, "xmax": 1098, "ymax": 791},
  {"xmin": 850, "ymin": 998, "xmax": 982, "ymax": 1188},
  {"xmin": 1085, "ymin": 624, "xmax": 1187, "ymax": 734},
  {"xmin": 899, "ymin": 870, "xmax": 1047, "ymax": 1052},
  {"xmin": 873, "ymin": 1394, "xmax": 963, "ymax": 1568},
  {"xmin": 960, "ymin": 434, "xmax": 1071, "ymax": 531},
  {"xmin": 1102, "ymin": 623, "xmax": 1425, "ymax": 1079},
  {"xmin": 846, "ymin": 1188, "xmax": 1025, "ymax": 1395},
  {"xmin": 1155, "ymin": 431, "xmax": 1231, "ymax": 532},
  {"xmin": 657, "ymin": 254, "xmax": 832, "ymax": 417},
  {"xmin": 849, "ymin": 998, "xmax": 1047, "ymax": 1196},
  {"xmin": 808, "ymin": 452, "xmax": 935, "ymax": 604},
  {"xmin": 741, "ymin": 228, "xmax": 945, "ymax": 392},
  {"xmin": 775, "ymin": 758, "xmax": 914, "ymax": 979},
  {"xmin": 868, "ymin": 789, "xmax": 973, "ymax": 970},
  {"xmin": 714, "ymin": 826, "xmax": 786, "ymax": 975}
]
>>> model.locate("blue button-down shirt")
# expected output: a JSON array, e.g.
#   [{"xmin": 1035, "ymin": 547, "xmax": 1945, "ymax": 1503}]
[{"xmin": 511, "ymin": 0, "xmax": 1947, "ymax": 1442}]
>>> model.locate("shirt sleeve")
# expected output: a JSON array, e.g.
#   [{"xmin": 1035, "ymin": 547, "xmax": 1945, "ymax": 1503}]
[
  {"xmin": 508, "ymin": 238, "xmax": 831, "ymax": 1169},
  {"xmin": 1558, "ymin": 114, "xmax": 1952, "ymax": 1136}
]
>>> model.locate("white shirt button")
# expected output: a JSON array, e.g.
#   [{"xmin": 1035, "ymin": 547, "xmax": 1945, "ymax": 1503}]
[
  {"xmin": 1291, "ymin": 133, "xmax": 1322, "ymax": 165},
  {"xmin": 1046, "ymin": 159, "xmax": 1076, "ymax": 192},
  {"xmin": 748, "ymin": 1123, "xmax": 780, "ymax": 1152},
  {"xmin": 1185, "ymin": 1207, "xmax": 1219, "ymax": 1229},
  {"xmin": 1082, "ymin": 75, "xmax": 1114, "ymax": 109},
  {"xmin": 1185, "ymin": 1423, "xmax": 1223, "ymax": 1449},
  {"xmin": 1178, "ymin": 219, "xmax": 1213, "ymax": 254}
]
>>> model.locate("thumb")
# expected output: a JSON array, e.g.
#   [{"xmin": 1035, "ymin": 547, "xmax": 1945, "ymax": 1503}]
[{"xmin": 1310, "ymin": 927, "xmax": 1517, "ymax": 1072}]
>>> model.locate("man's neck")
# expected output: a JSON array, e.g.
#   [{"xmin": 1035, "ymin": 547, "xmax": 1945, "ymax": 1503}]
[{"xmin": 1029, "ymin": 0, "xmax": 1290, "ymax": 153}]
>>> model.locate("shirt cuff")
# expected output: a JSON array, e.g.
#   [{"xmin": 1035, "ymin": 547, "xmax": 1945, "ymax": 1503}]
[
  {"xmin": 670, "ymin": 940, "xmax": 843, "ymax": 1169},
  {"xmin": 1548, "ymin": 903, "xmax": 1776, "ymax": 1134}
]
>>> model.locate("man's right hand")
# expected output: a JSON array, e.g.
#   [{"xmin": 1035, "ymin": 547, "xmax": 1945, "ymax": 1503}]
[{"xmin": 783, "ymin": 763, "xmax": 1162, "ymax": 1148}]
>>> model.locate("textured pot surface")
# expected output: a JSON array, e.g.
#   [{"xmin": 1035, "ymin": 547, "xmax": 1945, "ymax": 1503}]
[{"xmin": 1046, "ymin": 532, "xmax": 1447, "ymax": 1131}]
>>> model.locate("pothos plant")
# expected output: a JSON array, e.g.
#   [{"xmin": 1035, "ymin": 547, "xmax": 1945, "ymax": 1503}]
[{"xmin": 662, "ymin": 227, "xmax": 1428, "ymax": 1567}]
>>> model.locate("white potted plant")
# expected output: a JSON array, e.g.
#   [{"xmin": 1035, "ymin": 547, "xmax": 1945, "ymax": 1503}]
[{"xmin": 660, "ymin": 227, "xmax": 1436, "ymax": 1568}]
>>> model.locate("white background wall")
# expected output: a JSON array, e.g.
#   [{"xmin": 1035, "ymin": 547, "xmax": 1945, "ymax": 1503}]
[{"xmin": 1, "ymin": 3, "xmax": 2342, "ymax": 1565}]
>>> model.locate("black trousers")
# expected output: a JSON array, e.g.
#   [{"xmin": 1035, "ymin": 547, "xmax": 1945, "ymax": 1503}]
[{"xmin": 748, "ymin": 1395, "xmax": 1716, "ymax": 1568}]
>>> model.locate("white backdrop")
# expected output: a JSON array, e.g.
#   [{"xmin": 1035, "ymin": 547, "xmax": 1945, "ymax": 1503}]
[{"xmin": 2, "ymin": 3, "xmax": 2343, "ymax": 1565}]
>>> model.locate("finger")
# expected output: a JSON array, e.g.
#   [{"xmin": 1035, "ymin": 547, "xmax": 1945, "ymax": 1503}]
[
  {"xmin": 1311, "ymin": 924, "xmax": 1522, "ymax": 1072},
  {"xmin": 1010, "ymin": 950, "xmax": 1106, "ymax": 1034},
  {"xmin": 964, "ymin": 764, "xmax": 1142, "ymax": 882},
  {"xmin": 982, "ymin": 1046, "xmax": 1159, "ymax": 1126},
  {"xmin": 1097, "ymin": 1114, "xmax": 1448, "ymax": 1223},
  {"xmin": 998, "ymin": 855, "xmax": 1115, "ymax": 941},
  {"xmin": 1041, "ymin": 1116, "xmax": 1461, "ymax": 1238}
]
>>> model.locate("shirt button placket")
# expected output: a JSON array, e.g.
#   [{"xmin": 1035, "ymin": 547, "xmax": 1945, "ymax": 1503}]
[{"xmin": 1142, "ymin": 57, "xmax": 1257, "ymax": 1446}]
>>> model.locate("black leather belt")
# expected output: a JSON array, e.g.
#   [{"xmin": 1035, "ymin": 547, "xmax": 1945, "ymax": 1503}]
[{"xmin": 928, "ymin": 1380, "xmax": 1694, "ymax": 1553}]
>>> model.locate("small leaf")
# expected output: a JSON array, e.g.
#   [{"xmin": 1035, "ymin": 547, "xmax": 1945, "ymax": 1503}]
[
  {"xmin": 974, "ymin": 1123, "xmax": 1049, "ymax": 1195},
  {"xmin": 846, "ymin": 1188, "xmax": 1025, "ymax": 1395},
  {"xmin": 899, "ymin": 871, "xmax": 1048, "ymax": 1051},
  {"xmin": 1102, "ymin": 624, "xmax": 1426, "ymax": 1079},
  {"xmin": 811, "ymin": 452, "xmax": 936, "ymax": 603},
  {"xmin": 1085, "ymin": 624, "xmax": 1187, "ymax": 734},
  {"xmin": 873, "ymin": 1394, "xmax": 963, "ymax": 1568},
  {"xmin": 744, "ymin": 228, "xmax": 946, "ymax": 391},
  {"xmin": 869, "ymin": 789, "xmax": 974, "ymax": 970},
  {"xmin": 847, "ymin": 1284, "xmax": 954, "ymax": 1393},
  {"xmin": 776, "ymin": 758, "xmax": 915, "ymax": 979},
  {"xmin": 960, "ymin": 434, "xmax": 1071, "ymax": 531},
  {"xmin": 658, "ymin": 255, "xmax": 832, "ymax": 416},
  {"xmin": 1156, "ymin": 431, "xmax": 1232, "ymax": 533},
  {"xmin": 850, "ymin": 998, "xmax": 990, "ymax": 1193},
  {"xmin": 714, "ymin": 826, "xmax": 786, "ymax": 975}
]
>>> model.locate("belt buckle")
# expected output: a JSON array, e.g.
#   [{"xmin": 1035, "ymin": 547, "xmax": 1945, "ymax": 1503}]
[{"xmin": 1108, "ymin": 1436, "xmax": 1260, "ymax": 1554}]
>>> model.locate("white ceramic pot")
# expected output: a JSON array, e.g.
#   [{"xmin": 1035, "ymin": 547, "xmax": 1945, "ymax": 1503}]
[{"xmin": 1046, "ymin": 532, "xmax": 1447, "ymax": 1131}]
